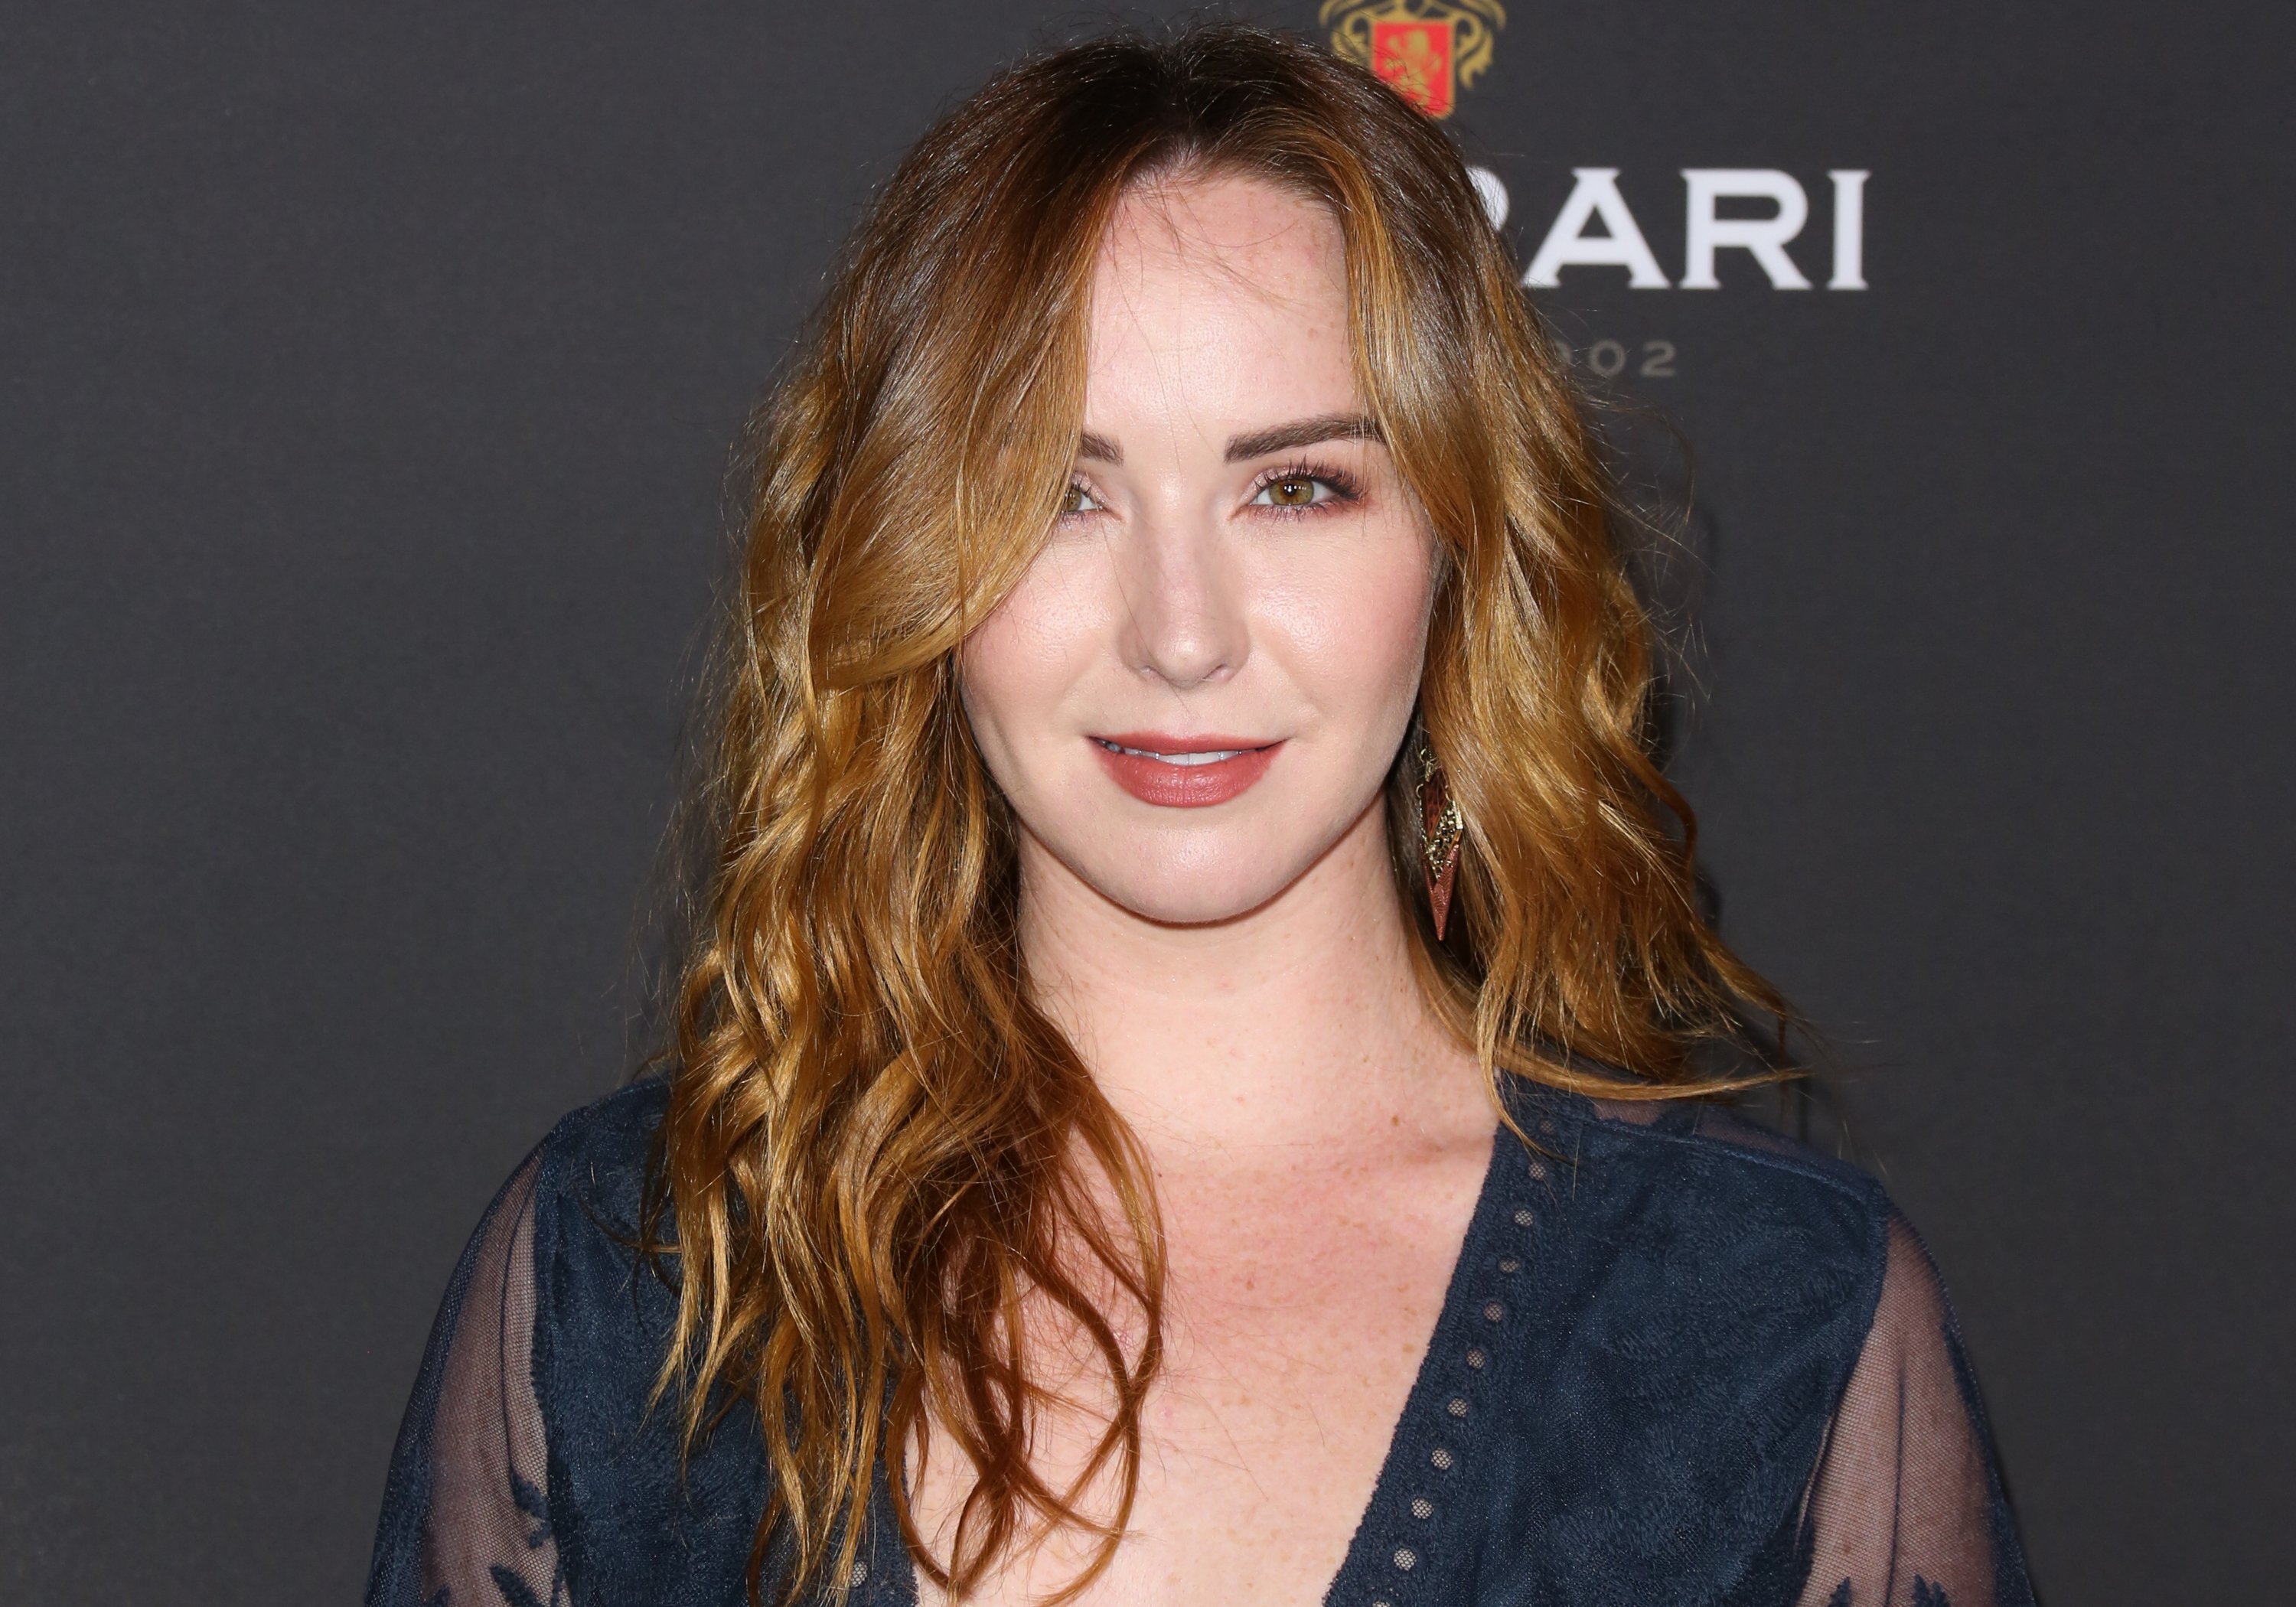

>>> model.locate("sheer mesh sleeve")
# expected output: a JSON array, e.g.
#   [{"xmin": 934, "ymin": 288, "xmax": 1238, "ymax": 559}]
[
  {"xmin": 1793, "ymin": 1217, "xmax": 2034, "ymax": 1607},
  {"xmin": 367, "ymin": 1154, "xmax": 566, "ymax": 1607}
]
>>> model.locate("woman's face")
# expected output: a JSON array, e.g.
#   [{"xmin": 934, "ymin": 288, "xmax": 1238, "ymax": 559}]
[{"xmin": 960, "ymin": 171, "xmax": 1437, "ymax": 926}]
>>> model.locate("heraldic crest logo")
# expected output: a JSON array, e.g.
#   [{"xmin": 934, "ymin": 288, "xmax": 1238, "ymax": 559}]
[{"xmin": 1319, "ymin": 0, "xmax": 1507, "ymax": 119}]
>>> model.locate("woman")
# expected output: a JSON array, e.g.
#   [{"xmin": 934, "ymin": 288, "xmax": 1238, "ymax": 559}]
[{"xmin": 368, "ymin": 24, "xmax": 2033, "ymax": 1607}]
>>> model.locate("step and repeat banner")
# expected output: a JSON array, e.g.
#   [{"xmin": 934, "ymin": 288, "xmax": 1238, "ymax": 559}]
[{"xmin": 4, "ymin": 2, "xmax": 2287, "ymax": 1601}]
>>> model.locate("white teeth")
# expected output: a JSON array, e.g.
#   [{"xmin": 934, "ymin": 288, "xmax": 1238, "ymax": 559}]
[{"xmin": 1096, "ymin": 740, "xmax": 1250, "ymax": 765}]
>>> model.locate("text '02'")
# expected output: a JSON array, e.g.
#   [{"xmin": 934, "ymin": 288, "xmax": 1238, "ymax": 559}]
[{"xmin": 1468, "ymin": 168, "xmax": 1870, "ymax": 291}]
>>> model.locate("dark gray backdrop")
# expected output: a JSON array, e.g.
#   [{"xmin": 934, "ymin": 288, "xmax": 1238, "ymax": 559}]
[{"xmin": 5, "ymin": 3, "xmax": 2288, "ymax": 1602}]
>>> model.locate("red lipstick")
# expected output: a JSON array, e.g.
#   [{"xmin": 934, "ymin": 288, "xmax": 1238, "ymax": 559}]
[{"xmin": 1090, "ymin": 732, "xmax": 1282, "ymax": 808}]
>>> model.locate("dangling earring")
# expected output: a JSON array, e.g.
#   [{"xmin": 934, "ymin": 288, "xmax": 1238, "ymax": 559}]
[{"xmin": 1417, "ymin": 746, "xmax": 1463, "ymax": 941}]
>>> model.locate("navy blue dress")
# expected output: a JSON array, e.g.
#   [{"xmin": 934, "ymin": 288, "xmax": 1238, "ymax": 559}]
[{"xmin": 367, "ymin": 1077, "xmax": 2036, "ymax": 1606}]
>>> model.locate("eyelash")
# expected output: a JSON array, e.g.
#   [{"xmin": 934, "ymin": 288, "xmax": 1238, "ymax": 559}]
[
  {"xmin": 1248, "ymin": 461, "xmax": 1364, "ymax": 515},
  {"xmin": 1059, "ymin": 463, "xmax": 1365, "ymax": 520}
]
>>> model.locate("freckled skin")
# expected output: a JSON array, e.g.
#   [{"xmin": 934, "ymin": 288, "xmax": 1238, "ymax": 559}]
[{"xmin": 921, "ymin": 176, "xmax": 1498, "ymax": 1606}]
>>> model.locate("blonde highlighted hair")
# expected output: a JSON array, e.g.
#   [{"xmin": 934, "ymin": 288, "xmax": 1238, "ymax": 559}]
[{"xmin": 647, "ymin": 22, "xmax": 1788, "ymax": 1603}]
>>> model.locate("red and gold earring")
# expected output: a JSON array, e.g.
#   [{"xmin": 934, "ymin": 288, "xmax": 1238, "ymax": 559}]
[{"xmin": 1417, "ymin": 746, "xmax": 1463, "ymax": 940}]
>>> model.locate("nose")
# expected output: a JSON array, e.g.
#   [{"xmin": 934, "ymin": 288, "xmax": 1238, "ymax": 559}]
[{"xmin": 1113, "ymin": 509, "xmax": 1248, "ymax": 691}]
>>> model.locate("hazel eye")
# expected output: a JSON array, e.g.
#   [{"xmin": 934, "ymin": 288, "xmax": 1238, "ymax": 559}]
[
  {"xmin": 1062, "ymin": 481, "xmax": 1103, "ymax": 515},
  {"xmin": 1252, "ymin": 471, "xmax": 1352, "ymax": 510}
]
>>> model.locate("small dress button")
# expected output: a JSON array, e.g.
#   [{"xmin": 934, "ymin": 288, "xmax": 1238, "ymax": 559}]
[
  {"xmin": 1483, "ymin": 1301, "xmax": 1505, "ymax": 1322},
  {"xmin": 1430, "ymin": 1446, "xmax": 1455, "ymax": 1470},
  {"xmin": 1393, "ymin": 1547, "xmax": 1419, "ymax": 1571},
  {"xmin": 1411, "ymin": 1497, "xmax": 1435, "ymax": 1520},
  {"xmin": 1498, "ymin": 1257, "xmax": 1521, "ymax": 1274},
  {"xmin": 1446, "ymin": 1397, "xmax": 1469, "ymax": 1418},
  {"xmin": 849, "ymin": 1560, "xmax": 869, "ymax": 1586},
  {"xmin": 1466, "ymin": 1347, "xmax": 1486, "ymax": 1369},
  {"xmin": 1513, "ymin": 1208, "xmax": 1535, "ymax": 1227},
  {"xmin": 1528, "ymin": 1160, "xmax": 1548, "ymax": 1181}
]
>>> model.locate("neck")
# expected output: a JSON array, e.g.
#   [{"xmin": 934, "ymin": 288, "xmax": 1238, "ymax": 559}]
[{"xmin": 1017, "ymin": 800, "xmax": 1487, "ymax": 1164}]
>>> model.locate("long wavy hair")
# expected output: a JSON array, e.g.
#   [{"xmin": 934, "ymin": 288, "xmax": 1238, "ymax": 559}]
[{"xmin": 647, "ymin": 22, "xmax": 1789, "ymax": 1604}]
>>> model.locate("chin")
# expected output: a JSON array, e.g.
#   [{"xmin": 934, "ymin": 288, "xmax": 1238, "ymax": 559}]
[
  {"xmin": 1071, "ymin": 828, "xmax": 1338, "ymax": 927},
  {"xmin": 1107, "ymin": 876, "xmax": 1289, "ymax": 927}
]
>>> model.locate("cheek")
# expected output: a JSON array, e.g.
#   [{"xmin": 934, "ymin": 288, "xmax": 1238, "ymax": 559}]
[
  {"xmin": 957, "ymin": 545, "xmax": 1108, "ymax": 763},
  {"xmin": 1263, "ymin": 529, "xmax": 1437, "ymax": 723}
]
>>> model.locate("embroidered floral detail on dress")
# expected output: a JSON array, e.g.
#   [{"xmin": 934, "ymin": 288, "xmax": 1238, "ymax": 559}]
[{"xmin": 488, "ymin": 1564, "xmax": 549, "ymax": 1607}]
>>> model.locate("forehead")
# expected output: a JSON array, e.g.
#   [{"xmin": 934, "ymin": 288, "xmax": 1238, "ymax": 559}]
[
  {"xmin": 1087, "ymin": 171, "xmax": 1354, "ymax": 409},
  {"xmin": 1097, "ymin": 170, "xmax": 1345, "ymax": 288}
]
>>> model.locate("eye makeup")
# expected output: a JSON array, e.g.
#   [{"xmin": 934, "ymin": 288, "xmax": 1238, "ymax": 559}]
[
  {"xmin": 1055, "ymin": 459, "xmax": 1368, "ymax": 523},
  {"xmin": 1246, "ymin": 461, "xmax": 1365, "ymax": 514}
]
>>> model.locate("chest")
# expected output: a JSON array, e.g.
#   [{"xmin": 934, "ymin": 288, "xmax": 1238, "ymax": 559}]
[
  {"xmin": 543, "ymin": 1106, "xmax": 1880, "ymax": 1607},
  {"xmin": 907, "ymin": 1149, "xmax": 1491, "ymax": 1607}
]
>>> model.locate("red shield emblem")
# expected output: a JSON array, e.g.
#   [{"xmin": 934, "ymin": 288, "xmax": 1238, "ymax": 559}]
[{"xmin": 1370, "ymin": 19, "xmax": 1456, "ymax": 116}]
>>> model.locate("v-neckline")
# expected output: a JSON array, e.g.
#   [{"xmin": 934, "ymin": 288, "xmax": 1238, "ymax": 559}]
[
  {"xmin": 1314, "ymin": 1089, "xmax": 1562, "ymax": 1605},
  {"xmin": 871, "ymin": 1087, "xmax": 1570, "ymax": 1607}
]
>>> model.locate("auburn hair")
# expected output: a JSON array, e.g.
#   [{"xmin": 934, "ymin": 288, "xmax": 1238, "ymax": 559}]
[{"xmin": 648, "ymin": 21, "xmax": 1788, "ymax": 1605}]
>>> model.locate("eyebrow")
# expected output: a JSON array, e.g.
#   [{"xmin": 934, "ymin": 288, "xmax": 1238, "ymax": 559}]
[
  {"xmin": 1224, "ymin": 412, "xmax": 1383, "ymax": 462},
  {"xmin": 1071, "ymin": 412, "xmax": 1384, "ymax": 469}
]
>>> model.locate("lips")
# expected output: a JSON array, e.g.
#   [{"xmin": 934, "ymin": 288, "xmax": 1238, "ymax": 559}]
[{"xmin": 1090, "ymin": 732, "xmax": 1283, "ymax": 808}]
